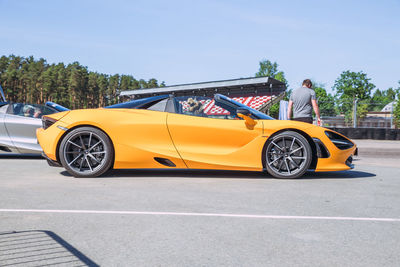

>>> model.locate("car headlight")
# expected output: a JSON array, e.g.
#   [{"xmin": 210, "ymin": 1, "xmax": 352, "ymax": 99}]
[{"xmin": 325, "ymin": 131, "xmax": 354, "ymax": 150}]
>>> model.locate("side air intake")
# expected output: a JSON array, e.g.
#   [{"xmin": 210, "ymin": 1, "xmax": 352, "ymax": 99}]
[
  {"xmin": 154, "ymin": 157, "xmax": 176, "ymax": 167},
  {"xmin": 325, "ymin": 131, "xmax": 354, "ymax": 150}
]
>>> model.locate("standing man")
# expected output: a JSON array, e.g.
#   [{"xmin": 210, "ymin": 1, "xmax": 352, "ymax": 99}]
[{"xmin": 287, "ymin": 79, "xmax": 321, "ymax": 125}]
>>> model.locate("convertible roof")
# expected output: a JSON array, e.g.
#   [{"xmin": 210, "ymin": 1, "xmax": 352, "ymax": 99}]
[{"xmin": 120, "ymin": 76, "xmax": 286, "ymax": 99}]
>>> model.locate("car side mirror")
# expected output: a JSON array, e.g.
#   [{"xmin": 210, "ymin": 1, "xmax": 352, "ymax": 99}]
[{"xmin": 237, "ymin": 109, "xmax": 257, "ymax": 129}]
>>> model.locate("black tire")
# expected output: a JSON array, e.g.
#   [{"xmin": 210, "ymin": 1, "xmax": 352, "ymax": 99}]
[
  {"xmin": 264, "ymin": 131, "xmax": 312, "ymax": 179},
  {"xmin": 59, "ymin": 127, "xmax": 114, "ymax": 178}
]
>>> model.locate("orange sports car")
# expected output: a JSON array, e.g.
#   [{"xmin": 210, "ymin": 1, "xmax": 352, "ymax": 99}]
[{"xmin": 36, "ymin": 94, "xmax": 356, "ymax": 178}]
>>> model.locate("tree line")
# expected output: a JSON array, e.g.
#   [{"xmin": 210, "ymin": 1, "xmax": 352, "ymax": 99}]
[
  {"xmin": 255, "ymin": 59, "xmax": 400, "ymax": 126},
  {"xmin": 0, "ymin": 55, "xmax": 164, "ymax": 109}
]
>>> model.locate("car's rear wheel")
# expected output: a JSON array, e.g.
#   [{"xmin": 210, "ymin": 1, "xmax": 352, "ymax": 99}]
[
  {"xmin": 59, "ymin": 127, "xmax": 113, "ymax": 178},
  {"xmin": 264, "ymin": 131, "xmax": 312, "ymax": 179}
]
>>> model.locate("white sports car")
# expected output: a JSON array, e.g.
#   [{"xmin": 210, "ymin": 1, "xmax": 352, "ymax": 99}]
[{"xmin": 0, "ymin": 85, "xmax": 67, "ymax": 154}]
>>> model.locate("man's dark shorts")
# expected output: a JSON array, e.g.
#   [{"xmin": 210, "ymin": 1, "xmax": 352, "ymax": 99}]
[{"xmin": 292, "ymin": 117, "xmax": 313, "ymax": 124}]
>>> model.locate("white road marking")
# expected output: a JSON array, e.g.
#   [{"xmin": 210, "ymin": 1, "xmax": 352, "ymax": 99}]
[{"xmin": 0, "ymin": 209, "xmax": 399, "ymax": 222}]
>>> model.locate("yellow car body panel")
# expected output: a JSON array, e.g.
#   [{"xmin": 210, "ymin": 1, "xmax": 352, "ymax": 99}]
[
  {"xmin": 38, "ymin": 109, "xmax": 186, "ymax": 169},
  {"xmin": 37, "ymin": 107, "xmax": 356, "ymax": 174},
  {"xmin": 167, "ymin": 113, "xmax": 266, "ymax": 171},
  {"xmin": 36, "ymin": 120, "xmax": 70, "ymax": 161}
]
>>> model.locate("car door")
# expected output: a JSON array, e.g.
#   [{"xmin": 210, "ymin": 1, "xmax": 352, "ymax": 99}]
[
  {"xmin": 167, "ymin": 96, "xmax": 265, "ymax": 171},
  {"xmin": 0, "ymin": 104, "xmax": 19, "ymax": 153},
  {"xmin": 3, "ymin": 103, "xmax": 56, "ymax": 154},
  {"xmin": 106, "ymin": 99, "xmax": 187, "ymax": 170}
]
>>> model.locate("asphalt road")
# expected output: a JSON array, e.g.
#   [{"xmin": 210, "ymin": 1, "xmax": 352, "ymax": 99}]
[{"xmin": 0, "ymin": 142, "xmax": 399, "ymax": 266}]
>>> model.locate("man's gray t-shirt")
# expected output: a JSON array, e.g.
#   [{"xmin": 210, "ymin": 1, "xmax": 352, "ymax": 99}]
[{"xmin": 289, "ymin": 86, "xmax": 316, "ymax": 118}]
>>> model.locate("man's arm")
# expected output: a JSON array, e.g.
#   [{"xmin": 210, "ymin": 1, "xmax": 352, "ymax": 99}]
[
  {"xmin": 311, "ymin": 99, "xmax": 321, "ymax": 126},
  {"xmin": 287, "ymin": 100, "xmax": 293, "ymax": 120}
]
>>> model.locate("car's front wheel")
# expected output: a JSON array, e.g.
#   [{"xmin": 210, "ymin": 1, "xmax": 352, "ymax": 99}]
[
  {"xmin": 59, "ymin": 126, "xmax": 114, "ymax": 178},
  {"xmin": 264, "ymin": 131, "xmax": 312, "ymax": 179}
]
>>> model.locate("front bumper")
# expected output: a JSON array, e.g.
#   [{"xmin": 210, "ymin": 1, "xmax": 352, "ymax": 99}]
[
  {"xmin": 41, "ymin": 152, "xmax": 61, "ymax": 167},
  {"xmin": 36, "ymin": 120, "xmax": 68, "ymax": 162},
  {"xmin": 314, "ymin": 131, "xmax": 357, "ymax": 172}
]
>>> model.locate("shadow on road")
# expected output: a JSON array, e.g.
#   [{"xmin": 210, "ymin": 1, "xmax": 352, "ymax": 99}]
[
  {"xmin": 60, "ymin": 168, "xmax": 375, "ymax": 180},
  {"xmin": 62, "ymin": 169, "xmax": 268, "ymax": 179},
  {"xmin": 301, "ymin": 170, "xmax": 376, "ymax": 179},
  {"xmin": 0, "ymin": 154, "xmax": 43, "ymax": 160},
  {"xmin": 0, "ymin": 230, "xmax": 99, "ymax": 266}
]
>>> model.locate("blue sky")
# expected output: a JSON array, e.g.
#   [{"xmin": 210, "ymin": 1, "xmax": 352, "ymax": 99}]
[{"xmin": 0, "ymin": 0, "xmax": 399, "ymax": 93}]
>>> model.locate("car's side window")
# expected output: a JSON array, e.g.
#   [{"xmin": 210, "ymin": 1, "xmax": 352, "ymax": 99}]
[
  {"xmin": 146, "ymin": 99, "xmax": 168, "ymax": 112},
  {"xmin": 8, "ymin": 104, "xmax": 57, "ymax": 118},
  {"xmin": 174, "ymin": 96, "xmax": 238, "ymax": 119}
]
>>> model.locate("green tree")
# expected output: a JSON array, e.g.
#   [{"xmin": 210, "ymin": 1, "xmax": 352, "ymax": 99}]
[
  {"xmin": 0, "ymin": 56, "xmax": 9, "ymax": 75},
  {"xmin": 0, "ymin": 54, "xmax": 162, "ymax": 108},
  {"xmin": 313, "ymin": 82, "xmax": 336, "ymax": 116},
  {"xmin": 255, "ymin": 59, "xmax": 288, "ymax": 85},
  {"xmin": 97, "ymin": 74, "xmax": 109, "ymax": 107},
  {"xmin": 332, "ymin": 70, "xmax": 375, "ymax": 125},
  {"xmin": 147, "ymin": 78, "xmax": 159, "ymax": 88},
  {"xmin": 393, "ymin": 82, "xmax": 400, "ymax": 128},
  {"xmin": 369, "ymin": 88, "xmax": 397, "ymax": 111},
  {"xmin": 120, "ymin": 75, "xmax": 140, "ymax": 90},
  {"xmin": 139, "ymin": 79, "xmax": 148, "ymax": 89},
  {"xmin": 54, "ymin": 63, "xmax": 70, "ymax": 107},
  {"xmin": 3, "ymin": 55, "xmax": 23, "ymax": 102},
  {"xmin": 67, "ymin": 62, "xmax": 89, "ymax": 109},
  {"xmin": 41, "ymin": 64, "xmax": 57, "ymax": 103},
  {"xmin": 107, "ymin": 74, "xmax": 120, "ymax": 105},
  {"xmin": 255, "ymin": 59, "xmax": 288, "ymax": 118},
  {"xmin": 87, "ymin": 72, "xmax": 100, "ymax": 108}
]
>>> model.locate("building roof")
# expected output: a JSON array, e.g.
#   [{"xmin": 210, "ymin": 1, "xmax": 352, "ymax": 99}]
[
  {"xmin": 120, "ymin": 76, "xmax": 286, "ymax": 98},
  {"xmin": 381, "ymin": 101, "xmax": 396, "ymax": 112}
]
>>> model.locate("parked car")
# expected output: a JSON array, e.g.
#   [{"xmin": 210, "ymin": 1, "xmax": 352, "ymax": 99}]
[
  {"xmin": 0, "ymin": 85, "xmax": 68, "ymax": 154},
  {"xmin": 37, "ymin": 94, "xmax": 357, "ymax": 179}
]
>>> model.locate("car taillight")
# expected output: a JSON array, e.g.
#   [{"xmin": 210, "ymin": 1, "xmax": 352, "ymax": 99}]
[{"xmin": 42, "ymin": 116, "xmax": 57, "ymax": 130}]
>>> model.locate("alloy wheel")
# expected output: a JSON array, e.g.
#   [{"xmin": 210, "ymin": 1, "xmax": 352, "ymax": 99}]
[
  {"xmin": 59, "ymin": 127, "xmax": 113, "ymax": 178},
  {"xmin": 265, "ymin": 131, "xmax": 311, "ymax": 178}
]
